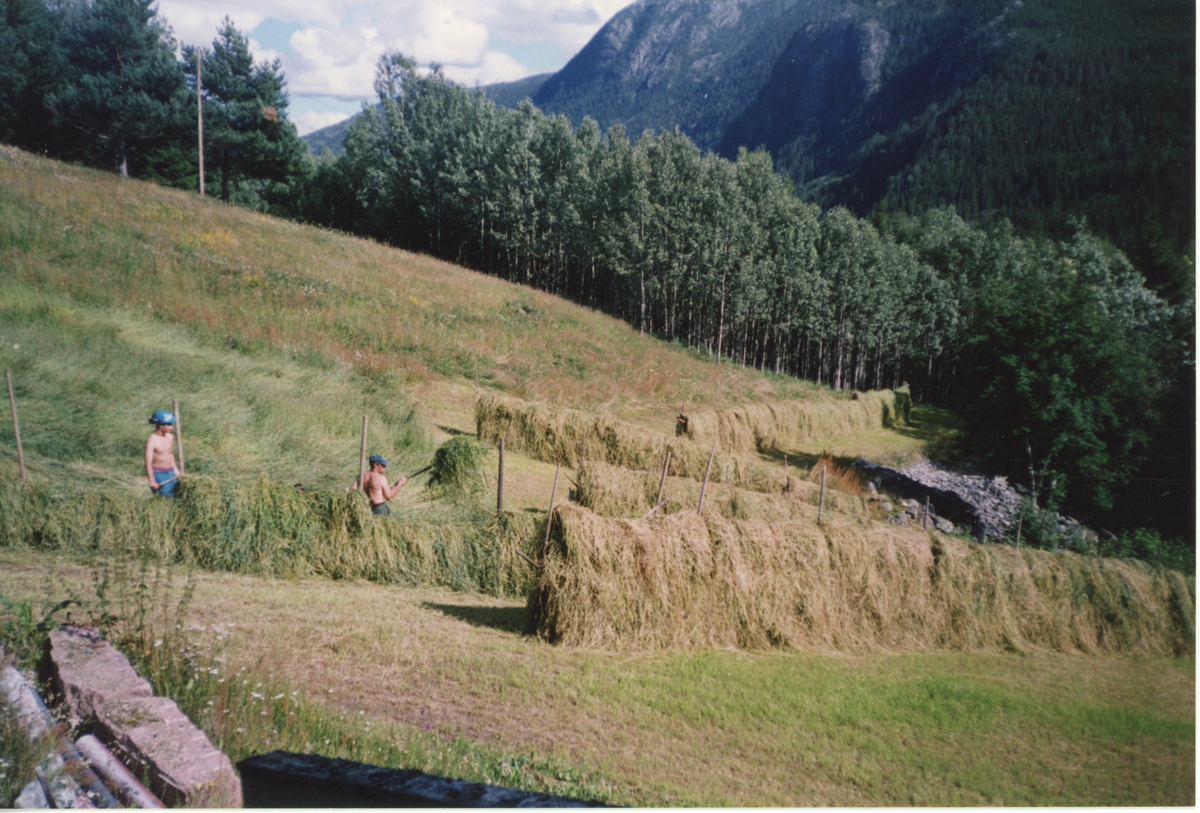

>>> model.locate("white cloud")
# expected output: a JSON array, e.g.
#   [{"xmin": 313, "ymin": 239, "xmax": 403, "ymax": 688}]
[
  {"xmin": 156, "ymin": 0, "xmax": 627, "ymax": 100},
  {"xmin": 288, "ymin": 24, "xmax": 385, "ymax": 98},
  {"xmin": 441, "ymin": 50, "xmax": 533, "ymax": 88},
  {"xmin": 246, "ymin": 39, "xmax": 285, "ymax": 66}
]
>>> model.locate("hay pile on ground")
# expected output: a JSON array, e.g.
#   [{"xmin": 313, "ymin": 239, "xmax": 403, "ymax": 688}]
[
  {"xmin": 0, "ymin": 479, "xmax": 539, "ymax": 597},
  {"xmin": 682, "ymin": 388, "xmax": 912, "ymax": 454},
  {"xmin": 575, "ymin": 460, "xmax": 867, "ymax": 520},
  {"xmin": 531, "ymin": 503, "xmax": 1194, "ymax": 655}
]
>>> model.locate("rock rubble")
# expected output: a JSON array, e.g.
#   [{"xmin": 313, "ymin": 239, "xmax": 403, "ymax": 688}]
[{"xmin": 897, "ymin": 459, "xmax": 1021, "ymax": 540}]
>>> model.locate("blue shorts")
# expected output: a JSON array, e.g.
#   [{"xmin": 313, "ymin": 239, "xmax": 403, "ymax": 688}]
[{"xmin": 153, "ymin": 469, "xmax": 178, "ymax": 497}]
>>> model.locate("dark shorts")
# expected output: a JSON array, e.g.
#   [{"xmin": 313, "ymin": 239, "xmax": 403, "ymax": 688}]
[
  {"xmin": 371, "ymin": 502, "xmax": 390, "ymax": 517},
  {"xmin": 153, "ymin": 469, "xmax": 178, "ymax": 497}
]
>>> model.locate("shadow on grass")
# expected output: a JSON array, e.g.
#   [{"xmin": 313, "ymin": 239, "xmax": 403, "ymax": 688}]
[
  {"xmin": 422, "ymin": 602, "xmax": 528, "ymax": 635},
  {"xmin": 758, "ymin": 448, "xmax": 823, "ymax": 470},
  {"xmin": 888, "ymin": 405, "xmax": 968, "ymax": 465},
  {"xmin": 436, "ymin": 425, "xmax": 473, "ymax": 437}
]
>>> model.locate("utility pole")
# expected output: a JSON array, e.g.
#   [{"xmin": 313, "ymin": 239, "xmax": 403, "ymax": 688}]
[{"xmin": 197, "ymin": 49, "xmax": 205, "ymax": 197}]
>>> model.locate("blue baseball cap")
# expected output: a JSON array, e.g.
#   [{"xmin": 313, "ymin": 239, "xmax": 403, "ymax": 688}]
[{"xmin": 368, "ymin": 453, "xmax": 389, "ymax": 467}]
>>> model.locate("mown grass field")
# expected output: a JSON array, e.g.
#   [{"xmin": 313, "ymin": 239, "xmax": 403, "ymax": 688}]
[
  {"xmin": 0, "ymin": 145, "xmax": 1194, "ymax": 806},
  {"xmin": 0, "ymin": 550, "xmax": 1193, "ymax": 807}
]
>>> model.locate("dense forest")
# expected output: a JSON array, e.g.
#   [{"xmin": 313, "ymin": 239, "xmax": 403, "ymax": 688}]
[{"xmin": 0, "ymin": 0, "xmax": 1192, "ymax": 545}]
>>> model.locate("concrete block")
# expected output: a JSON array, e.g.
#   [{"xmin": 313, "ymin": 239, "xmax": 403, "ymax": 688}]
[{"xmin": 237, "ymin": 751, "xmax": 609, "ymax": 808}]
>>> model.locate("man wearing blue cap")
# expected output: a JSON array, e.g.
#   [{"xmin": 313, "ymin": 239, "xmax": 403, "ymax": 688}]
[
  {"xmin": 145, "ymin": 409, "xmax": 181, "ymax": 496},
  {"xmin": 352, "ymin": 453, "xmax": 408, "ymax": 516}
]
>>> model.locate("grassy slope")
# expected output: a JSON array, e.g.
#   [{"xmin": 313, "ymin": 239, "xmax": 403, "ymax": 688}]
[{"xmin": 0, "ymin": 145, "xmax": 1193, "ymax": 806}]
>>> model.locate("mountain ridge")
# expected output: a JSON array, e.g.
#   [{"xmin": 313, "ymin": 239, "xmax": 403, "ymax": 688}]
[{"xmin": 302, "ymin": 0, "xmax": 1194, "ymax": 264}]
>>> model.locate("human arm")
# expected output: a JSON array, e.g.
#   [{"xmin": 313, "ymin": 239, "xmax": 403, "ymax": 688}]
[
  {"xmin": 382, "ymin": 476, "xmax": 409, "ymax": 501},
  {"xmin": 145, "ymin": 436, "xmax": 157, "ymax": 489}
]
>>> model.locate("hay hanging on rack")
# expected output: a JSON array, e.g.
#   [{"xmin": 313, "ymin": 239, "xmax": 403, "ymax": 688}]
[
  {"xmin": 531, "ymin": 503, "xmax": 1194, "ymax": 656},
  {"xmin": 575, "ymin": 460, "xmax": 867, "ymax": 520}
]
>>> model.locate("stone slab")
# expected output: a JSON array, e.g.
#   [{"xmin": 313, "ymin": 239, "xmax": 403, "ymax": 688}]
[
  {"xmin": 44, "ymin": 625, "xmax": 242, "ymax": 808},
  {"xmin": 92, "ymin": 694, "xmax": 241, "ymax": 808},
  {"xmin": 46, "ymin": 625, "xmax": 153, "ymax": 721},
  {"xmin": 237, "ymin": 751, "xmax": 610, "ymax": 808}
]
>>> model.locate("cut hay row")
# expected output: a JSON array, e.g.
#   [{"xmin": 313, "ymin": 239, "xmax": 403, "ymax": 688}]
[
  {"xmin": 575, "ymin": 459, "xmax": 867, "ymax": 521},
  {"xmin": 531, "ymin": 503, "xmax": 1195, "ymax": 655},
  {"xmin": 475, "ymin": 393, "xmax": 861, "ymax": 490},
  {"xmin": 682, "ymin": 388, "xmax": 912, "ymax": 455},
  {"xmin": 0, "ymin": 479, "xmax": 539, "ymax": 598}
]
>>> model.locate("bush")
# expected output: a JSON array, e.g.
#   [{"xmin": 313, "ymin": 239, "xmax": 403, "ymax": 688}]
[{"xmin": 1098, "ymin": 528, "xmax": 1194, "ymax": 572}]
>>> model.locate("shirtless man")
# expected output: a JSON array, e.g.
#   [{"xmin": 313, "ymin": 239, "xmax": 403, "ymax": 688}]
[
  {"xmin": 145, "ymin": 409, "xmax": 180, "ymax": 497},
  {"xmin": 352, "ymin": 453, "xmax": 408, "ymax": 516}
]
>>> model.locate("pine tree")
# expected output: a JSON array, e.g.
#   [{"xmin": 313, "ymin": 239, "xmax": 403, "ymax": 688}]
[
  {"xmin": 184, "ymin": 18, "xmax": 306, "ymax": 203},
  {"xmin": 47, "ymin": 0, "xmax": 185, "ymax": 177}
]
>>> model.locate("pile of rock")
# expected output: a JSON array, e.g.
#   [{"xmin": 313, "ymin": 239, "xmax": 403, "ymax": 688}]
[
  {"xmin": 858, "ymin": 457, "xmax": 1099, "ymax": 550},
  {"xmin": 897, "ymin": 459, "xmax": 1022, "ymax": 540}
]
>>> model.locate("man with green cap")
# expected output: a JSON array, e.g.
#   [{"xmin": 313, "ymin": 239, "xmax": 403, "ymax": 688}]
[{"xmin": 352, "ymin": 453, "xmax": 408, "ymax": 516}]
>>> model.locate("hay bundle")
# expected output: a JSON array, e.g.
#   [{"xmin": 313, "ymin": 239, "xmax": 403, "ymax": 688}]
[
  {"xmin": 532, "ymin": 503, "xmax": 1195, "ymax": 655},
  {"xmin": 425, "ymin": 436, "xmax": 487, "ymax": 500},
  {"xmin": 682, "ymin": 388, "xmax": 912, "ymax": 454},
  {"xmin": 575, "ymin": 460, "xmax": 866, "ymax": 520}
]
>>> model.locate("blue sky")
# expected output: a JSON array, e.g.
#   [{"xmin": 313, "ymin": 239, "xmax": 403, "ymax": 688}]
[{"xmin": 157, "ymin": 0, "xmax": 631, "ymax": 135}]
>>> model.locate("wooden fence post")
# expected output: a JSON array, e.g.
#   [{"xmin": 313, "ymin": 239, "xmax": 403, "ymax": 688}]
[
  {"xmin": 817, "ymin": 464, "xmax": 826, "ymax": 524},
  {"xmin": 923, "ymin": 495, "xmax": 930, "ymax": 529},
  {"xmin": 697, "ymin": 439, "xmax": 718, "ymax": 514},
  {"xmin": 6, "ymin": 368, "xmax": 26, "ymax": 482},
  {"xmin": 655, "ymin": 450, "xmax": 672, "ymax": 508},
  {"xmin": 497, "ymin": 437, "xmax": 505, "ymax": 513},
  {"xmin": 543, "ymin": 464, "xmax": 561, "ymax": 553},
  {"xmin": 172, "ymin": 399, "xmax": 185, "ymax": 475},
  {"xmin": 357, "ymin": 416, "xmax": 368, "ymax": 492}
]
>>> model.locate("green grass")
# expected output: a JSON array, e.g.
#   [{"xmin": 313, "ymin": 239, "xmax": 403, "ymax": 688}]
[
  {"xmin": 0, "ymin": 284, "xmax": 428, "ymax": 492},
  {"xmin": 0, "ymin": 551, "xmax": 1193, "ymax": 807}
]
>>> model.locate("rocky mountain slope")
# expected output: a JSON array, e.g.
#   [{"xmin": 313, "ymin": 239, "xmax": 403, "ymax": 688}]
[{"xmin": 303, "ymin": 0, "xmax": 1194, "ymax": 269}]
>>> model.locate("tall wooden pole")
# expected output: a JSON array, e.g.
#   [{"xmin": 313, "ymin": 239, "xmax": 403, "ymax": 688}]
[
  {"xmin": 6, "ymin": 368, "xmax": 26, "ymax": 482},
  {"xmin": 197, "ymin": 50, "xmax": 204, "ymax": 196},
  {"xmin": 496, "ymin": 437, "xmax": 505, "ymax": 513},
  {"xmin": 697, "ymin": 438, "xmax": 718, "ymax": 514},
  {"xmin": 358, "ymin": 416, "xmax": 368, "ymax": 492},
  {"xmin": 172, "ymin": 399, "xmax": 185, "ymax": 475},
  {"xmin": 923, "ymin": 495, "xmax": 929, "ymax": 530}
]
